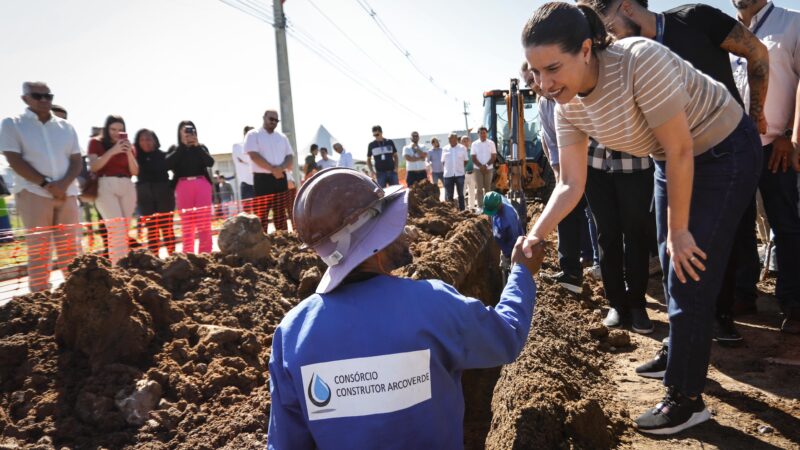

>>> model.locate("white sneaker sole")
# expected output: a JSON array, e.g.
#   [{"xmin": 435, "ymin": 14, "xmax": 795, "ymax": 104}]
[
  {"xmin": 637, "ymin": 408, "xmax": 711, "ymax": 435},
  {"xmin": 636, "ymin": 370, "xmax": 665, "ymax": 379},
  {"xmin": 558, "ymin": 281, "xmax": 582, "ymax": 294},
  {"xmin": 632, "ymin": 325, "xmax": 655, "ymax": 335}
]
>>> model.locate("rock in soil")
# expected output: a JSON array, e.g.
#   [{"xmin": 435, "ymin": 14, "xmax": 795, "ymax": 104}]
[{"xmin": 217, "ymin": 213, "xmax": 272, "ymax": 261}]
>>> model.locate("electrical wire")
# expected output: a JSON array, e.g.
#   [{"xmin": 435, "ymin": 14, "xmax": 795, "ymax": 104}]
[
  {"xmin": 219, "ymin": 0, "xmax": 274, "ymax": 24},
  {"xmin": 302, "ymin": 0, "xmax": 397, "ymax": 82},
  {"xmin": 353, "ymin": 0, "xmax": 461, "ymax": 104},
  {"xmin": 217, "ymin": 0, "xmax": 430, "ymax": 120}
]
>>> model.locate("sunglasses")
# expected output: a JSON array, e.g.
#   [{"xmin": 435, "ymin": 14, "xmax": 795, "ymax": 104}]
[{"xmin": 30, "ymin": 93, "xmax": 54, "ymax": 101}]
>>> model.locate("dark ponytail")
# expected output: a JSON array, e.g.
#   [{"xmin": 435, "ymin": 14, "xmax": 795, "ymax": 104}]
[
  {"xmin": 576, "ymin": 3, "xmax": 614, "ymax": 50},
  {"xmin": 521, "ymin": 2, "xmax": 613, "ymax": 55}
]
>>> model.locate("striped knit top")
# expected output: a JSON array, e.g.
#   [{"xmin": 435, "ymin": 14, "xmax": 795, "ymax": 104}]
[{"xmin": 556, "ymin": 37, "xmax": 743, "ymax": 161}]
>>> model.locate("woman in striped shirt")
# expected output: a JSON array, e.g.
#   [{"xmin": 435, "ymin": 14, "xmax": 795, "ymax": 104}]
[{"xmin": 520, "ymin": 1, "xmax": 761, "ymax": 436}]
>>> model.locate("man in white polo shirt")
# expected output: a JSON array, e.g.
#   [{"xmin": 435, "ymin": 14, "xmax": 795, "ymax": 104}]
[
  {"xmin": 232, "ymin": 125, "xmax": 255, "ymax": 212},
  {"xmin": 245, "ymin": 109, "xmax": 294, "ymax": 232},
  {"xmin": 0, "ymin": 81, "xmax": 83, "ymax": 292},
  {"xmin": 470, "ymin": 126, "xmax": 497, "ymax": 208},
  {"xmin": 442, "ymin": 132, "xmax": 468, "ymax": 211},
  {"xmin": 402, "ymin": 131, "xmax": 428, "ymax": 187}
]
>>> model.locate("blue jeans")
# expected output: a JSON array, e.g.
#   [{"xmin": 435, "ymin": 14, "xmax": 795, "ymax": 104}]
[
  {"xmin": 657, "ymin": 115, "xmax": 762, "ymax": 396},
  {"xmin": 376, "ymin": 170, "xmax": 399, "ymax": 188},
  {"xmin": 758, "ymin": 144, "xmax": 800, "ymax": 311},
  {"xmin": 431, "ymin": 172, "xmax": 444, "ymax": 188},
  {"xmin": 443, "ymin": 176, "xmax": 465, "ymax": 210}
]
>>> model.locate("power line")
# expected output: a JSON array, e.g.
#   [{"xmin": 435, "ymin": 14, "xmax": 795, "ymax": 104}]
[
  {"xmin": 302, "ymin": 0, "xmax": 398, "ymax": 82},
  {"xmin": 353, "ymin": 0, "xmax": 461, "ymax": 104},
  {"xmin": 217, "ymin": 0, "xmax": 429, "ymax": 121},
  {"xmin": 219, "ymin": 0, "xmax": 273, "ymax": 24},
  {"xmin": 285, "ymin": 22, "xmax": 428, "ymax": 121}
]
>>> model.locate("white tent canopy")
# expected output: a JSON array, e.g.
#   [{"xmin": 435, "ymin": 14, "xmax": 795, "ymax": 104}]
[{"xmin": 301, "ymin": 125, "xmax": 341, "ymax": 158}]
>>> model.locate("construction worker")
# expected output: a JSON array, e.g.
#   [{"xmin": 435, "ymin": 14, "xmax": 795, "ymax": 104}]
[
  {"xmin": 483, "ymin": 191, "xmax": 526, "ymax": 276},
  {"xmin": 267, "ymin": 168, "xmax": 544, "ymax": 449}
]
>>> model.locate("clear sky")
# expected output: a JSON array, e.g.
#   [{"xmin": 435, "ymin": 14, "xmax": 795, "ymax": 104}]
[{"xmin": 0, "ymin": 0, "xmax": 792, "ymax": 167}]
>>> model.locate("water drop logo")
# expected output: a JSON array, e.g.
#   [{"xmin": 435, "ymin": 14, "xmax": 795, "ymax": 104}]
[{"xmin": 307, "ymin": 373, "xmax": 332, "ymax": 407}]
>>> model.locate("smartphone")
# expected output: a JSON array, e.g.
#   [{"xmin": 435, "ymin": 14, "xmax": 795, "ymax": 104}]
[{"xmin": 118, "ymin": 132, "xmax": 128, "ymax": 141}]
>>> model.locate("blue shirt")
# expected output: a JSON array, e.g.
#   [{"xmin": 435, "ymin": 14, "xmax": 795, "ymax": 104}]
[
  {"xmin": 268, "ymin": 266, "xmax": 537, "ymax": 449},
  {"xmin": 538, "ymin": 98, "xmax": 559, "ymax": 166},
  {"xmin": 492, "ymin": 197, "xmax": 525, "ymax": 258},
  {"xmin": 427, "ymin": 147, "xmax": 443, "ymax": 173}
]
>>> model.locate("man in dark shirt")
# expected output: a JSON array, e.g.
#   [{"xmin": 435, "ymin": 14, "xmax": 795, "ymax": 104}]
[
  {"xmin": 589, "ymin": 0, "xmax": 770, "ymax": 435},
  {"xmin": 367, "ymin": 125, "xmax": 399, "ymax": 188},
  {"xmin": 303, "ymin": 144, "xmax": 319, "ymax": 181}
]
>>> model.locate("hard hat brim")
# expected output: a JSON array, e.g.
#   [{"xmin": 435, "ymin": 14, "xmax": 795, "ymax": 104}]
[{"xmin": 314, "ymin": 185, "xmax": 408, "ymax": 294}]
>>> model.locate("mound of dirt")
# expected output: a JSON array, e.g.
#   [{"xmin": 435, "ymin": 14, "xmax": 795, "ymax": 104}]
[
  {"xmin": 485, "ymin": 204, "xmax": 627, "ymax": 449},
  {"xmin": 0, "ymin": 181, "xmax": 497, "ymax": 449},
  {"xmin": 0, "ymin": 182, "xmax": 638, "ymax": 449},
  {"xmin": 0, "ymin": 233, "xmax": 318, "ymax": 449}
]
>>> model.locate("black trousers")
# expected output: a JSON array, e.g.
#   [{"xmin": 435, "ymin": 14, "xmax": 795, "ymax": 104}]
[
  {"xmin": 557, "ymin": 196, "xmax": 589, "ymax": 279},
  {"xmin": 136, "ymin": 181, "xmax": 175, "ymax": 216},
  {"xmin": 584, "ymin": 167, "xmax": 655, "ymax": 310},
  {"xmin": 254, "ymin": 173, "xmax": 289, "ymax": 231}
]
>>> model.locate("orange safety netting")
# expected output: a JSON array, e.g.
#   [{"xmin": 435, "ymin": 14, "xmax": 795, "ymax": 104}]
[{"xmin": 0, "ymin": 190, "xmax": 296, "ymax": 298}]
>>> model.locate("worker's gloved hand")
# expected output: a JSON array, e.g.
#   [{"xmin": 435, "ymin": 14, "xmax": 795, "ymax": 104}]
[{"xmin": 511, "ymin": 236, "xmax": 545, "ymax": 276}]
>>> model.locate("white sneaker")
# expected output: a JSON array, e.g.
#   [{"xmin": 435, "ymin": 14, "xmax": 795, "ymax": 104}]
[{"xmin": 585, "ymin": 264, "xmax": 602, "ymax": 280}]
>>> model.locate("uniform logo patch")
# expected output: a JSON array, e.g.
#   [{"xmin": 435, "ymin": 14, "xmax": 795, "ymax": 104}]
[{"xmin": 300, "ymin": 349, "xmax": 432, "ymax": 421}]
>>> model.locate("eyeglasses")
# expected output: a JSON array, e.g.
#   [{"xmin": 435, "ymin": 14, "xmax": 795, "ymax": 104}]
[{"xmin": 30, "ymin": 93, "xmax": 54, "ymax": 101}]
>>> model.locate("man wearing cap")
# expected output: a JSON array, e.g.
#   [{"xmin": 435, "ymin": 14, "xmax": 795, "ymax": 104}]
[
  {"xmin": 268, "ymin": 168, "xmax": 544, "ymax": 449},
  {"xmin": 483, "ymin": 192, "xmax": 526, "ymax": 260}
]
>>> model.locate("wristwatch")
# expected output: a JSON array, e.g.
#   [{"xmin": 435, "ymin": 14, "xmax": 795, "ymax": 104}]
[{"xmin": 39, "ymin": 176, "xmax": 52, "ymax": 187}]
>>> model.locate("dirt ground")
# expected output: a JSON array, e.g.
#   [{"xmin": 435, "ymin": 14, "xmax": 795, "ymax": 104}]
[
  {"xmin": 1, "ymin": 183, "xmax": 797, "ymax": 449},
  {"xmin": 615, "ymin": 277, "xmax": 800, "ymax": 450},
  {"xmin": 486, "ymin": 204, "xmax": 800, "ymax": 449}
]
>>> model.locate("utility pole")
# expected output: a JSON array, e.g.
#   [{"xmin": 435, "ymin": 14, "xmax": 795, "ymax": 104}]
[
  {"xmin": 462, "ymin": 101, "xmax": 470, "ymax": 134},
  {"xmin": 273, "ymin": 0, "xmax": 301, "ymax": 183}
]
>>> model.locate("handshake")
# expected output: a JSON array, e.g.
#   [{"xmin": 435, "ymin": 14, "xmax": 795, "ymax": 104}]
[{"xmin": 510, "ymin": 236, "xmax": 546, "ymax": 276}]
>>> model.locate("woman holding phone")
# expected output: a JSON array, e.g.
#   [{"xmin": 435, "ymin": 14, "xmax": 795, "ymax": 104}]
[
  {"xmin": 166, "ymin": 120, "xmax": 214, "ymax": 254},
  {"xmin": 134, "ymin": 129, "xmax": 176, "ymax": 256},
  {"xmin": 520, "ymin": 2, "xmax": 761, "ymax": 434},
  {"xmin": 88, "ymin": 115, "xmax": 139, "ymax": 264}
]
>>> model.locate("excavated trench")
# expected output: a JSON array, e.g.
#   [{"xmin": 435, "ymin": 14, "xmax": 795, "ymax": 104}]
[{"xmin": 0, "ymin": 182, "xmax": 626, "ymax": 449}]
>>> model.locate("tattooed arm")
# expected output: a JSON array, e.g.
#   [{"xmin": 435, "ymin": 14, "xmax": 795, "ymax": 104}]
[{"xmin": 721, "ymin": 22, "xmax": 769, "ymax": 134}]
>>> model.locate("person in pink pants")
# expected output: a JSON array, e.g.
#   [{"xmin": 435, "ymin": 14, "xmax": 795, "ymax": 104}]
[{"xmin": 166, "ymin": 120, "xmax": 214, "ymax": 254}]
